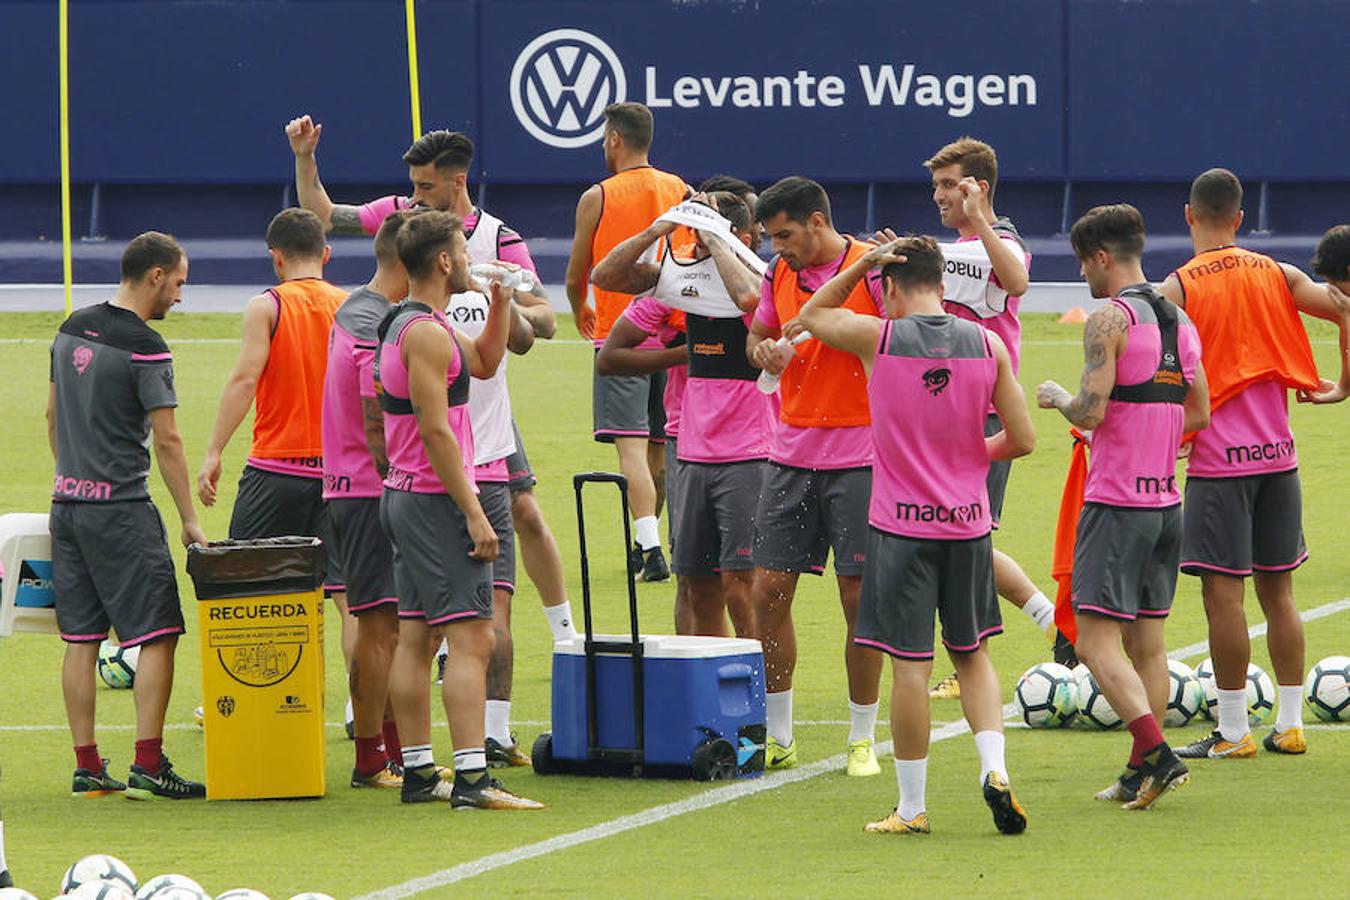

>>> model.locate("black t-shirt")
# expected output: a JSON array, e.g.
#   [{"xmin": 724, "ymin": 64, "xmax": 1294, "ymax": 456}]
[{"xmin": 50, "ymin": 303, "xmax": 177, "ymax": 503}]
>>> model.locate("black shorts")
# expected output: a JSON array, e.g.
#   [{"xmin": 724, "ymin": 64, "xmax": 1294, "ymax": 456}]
[
  {"xmin": 505, "ymin": 420, "xmax": 537, "ymax": 493},
  {"xmin": 1180, "ymin": 470, "xmax": 1307, "ymax": 577},
  {"xmin": 50, "ymin": 501, "xmax": 184, "ymax": 646},
  {"xmin": 854, "ymin": 527, "xmax": 1000, "ymax": 660},
  {"xmin": 672, "ymin": 460, "xmax": 764, "ymax": 576},
  {"xmin": 327, "ymin": 497, "xmax": 395, "ymax": 616},
  {"xmin": 379, "ymin": 489, "xmax": 492, "ymax": 626},
  {"xmin": 229, "ymin": 465, "xmax": 336, "ymax": 589},
  {"xmin": 985, "ymin": 413, "xmax": 1011, "ymax": 529},
  {"xmin": 593, "ymin": 350, "xmax": 667, "ymax": 443},
  {"xmin": 1072, "ymin": 503, "xmax": 1181, "ymax": 621},
  {"xmin": 752, "ymin": 464, "xmax": 870, "ymax": 576},
  {"xmin": 478, "ymin": 481, "xmax": 517, "ymax": 595}
]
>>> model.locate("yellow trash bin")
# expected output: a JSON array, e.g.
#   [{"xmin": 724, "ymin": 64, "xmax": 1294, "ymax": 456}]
[{"xmin": 187, "ymin": 538, "xmax": 326, "ymax": 800}]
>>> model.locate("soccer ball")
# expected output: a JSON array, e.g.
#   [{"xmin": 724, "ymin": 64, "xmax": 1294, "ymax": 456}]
[
  {"xmin": 216, "ymin": 891, "xmax": 270, "ymax": 900},
  {"xmin": 287, "ymin": 894, "xmax": 336, "ymax": 900},
  {"xmin": 61, "ymin": 856, "xmax": 137, "ymax": 895},
  {"xmin": 1303, "ymin": 655, "xmax": 1350, "ymax": 721},
  {"xmin": 1013, "ymin": 663, "xmax": 1077, "ymax": 728},
  {"xmin": 1164, "ymin": 659, "xmax": 1204, "ymax": 727},
  {"xmin": 1073, "ymin": 666, "xmax": 1121, "ymax": 730},
  {"xmin": 66, "ymin": 881, "xmax": 137, "ymax": 900},
  {"xmin": 97, "ymin": 641, "xmax": 140, "ymax": 689},
  {"xmin": 1195, "ymin": 658, "xmax": 1274, "ymax": 725},
  {"xmin": 135, "ymin": 875, "xmax": 208, "ymax": 900},
  {"xmin": 0, "ymin": 889, "xmax": 39, "ymax": 900}
]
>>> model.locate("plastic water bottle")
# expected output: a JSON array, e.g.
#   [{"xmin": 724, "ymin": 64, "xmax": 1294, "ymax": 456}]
[
  {"xmin": 756, "ymin": 331, "xmax": 812, "ymax": 394},
  {"xmin": 469, "ymin": 263, "xmax": 535, "ymax": 293}
]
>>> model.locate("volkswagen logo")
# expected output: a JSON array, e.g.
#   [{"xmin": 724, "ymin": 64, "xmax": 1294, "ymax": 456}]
[{"xmin": 510, "ymin": 29, "xmax": 626, "ymax": 149}]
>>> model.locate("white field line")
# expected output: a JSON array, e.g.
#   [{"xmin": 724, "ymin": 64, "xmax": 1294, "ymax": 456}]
[
  {"xmin": 1167, "ymin": 597, "xmax": 1350, "ymax": 662},
  {"xmin": 355, "ymin": 714, "xmax": 983, "ymax": 900}
]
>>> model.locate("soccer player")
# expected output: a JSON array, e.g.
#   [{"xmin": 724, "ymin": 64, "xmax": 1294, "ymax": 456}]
[
  {"xmin": 285, "ymin": 117, "xmax": 579, "ymax": 657},
  {"xmin": 798, "ymin": 235, "xmax": 1034, "ymax": 836},
  {"xmin": 48, "ymin": 232, "xmax": 207, "ymax": 799},
  {"xmin": 376, "ymin": 211, "xmax": 541, "ymax": 810},
  {"xmin": 922, "ymin": 138, "xmax": 1061, "ymax": 698},
  {"xmin": 1312, "ymin": 224, "xmax": 1350, "ymax": 295},
  {"xmin": 322, "ymin": 209, "xmax": 426, "ymax": 788},
  {"xmin": 746, "ymin": 177, "xmax": 885, "ymax": 776},
  {"xmin": 1156, "ymin": 169, "xmax": 1350, "ymax": 759},
  {"xmin": 1037, "ymin": 205, "xmax": 1208, "ymax": 809},
  {"xmin": 565, "ymin": 102, "xmax": 691, "ymax": 582},
  {"xmin": 595, "ymin": 192, "xmax": 768, "ymax": 636},
  {"xmin": 450, "ymin": 264, "xmax": 562, "ymax": 767}
]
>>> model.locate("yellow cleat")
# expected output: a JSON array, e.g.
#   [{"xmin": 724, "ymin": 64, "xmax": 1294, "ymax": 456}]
[
  {"xmin": 765, "ymin": 736, "xmax": 798, "ymax": 770},
  {"xmin": 865, "ymin": 809, "xmax": 930, "ymax": 835},
  {"xmin": 929, "ymin": 672, "xmax": 961, "ymax": 699},
  {"xmin": 350, "ymin": 761, "xmax": 404, "ymax": 789},
  {"xmin": 486, "ymin": 736, "xmax": 532, "ymax": 768},
  {"xmin": 192, "ymin": 706, "xmax": 204, "ymax": 727},
  {"xmin": 846, "ymin": 738, "xmax": 881, "ymax": 777},
  {"xmin": 1263, "ymin": 726, "xmax": 1306, "ymax": 754},
  {"xmin": 1176, "ymin": 731, "xmax": 1257, "ymax": 759},
  {"xmin": 982, "ymin": 772, "xmax": 1028, "ymax": 834}
]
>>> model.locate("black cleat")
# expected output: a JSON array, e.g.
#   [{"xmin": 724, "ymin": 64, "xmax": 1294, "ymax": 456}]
[
  {"xmin": 1122, "ymin": 751, "xmax": 1189, "ymax": 810},
  {"xmin": 72, "ymin": 760, "xmax": 127, "ymax": 797},
  {"xmin": 1094, "ymin": 767, "xmax": 1143, "ymax": 802},
  {"xmin": 1052, "ymin": 630, "xmax": 1079, "ymax": 668},
  {"xmin": 124, "ymin": 756, "xmax": 205, "ymax": 800},
  {"xmin": 400, "ymin": 765, "xmax": 453, "ymax": 803},
  {"xmin": 0, "ymin": 868, "xmax": 13, "ymax": 889},
  {"xmin": 450, "ymin": 771, "xmax": 543, "ymax": 810},
  {"xmin": 639, "ymin": 546, "xmax": 670, "ymax": 583},
  {"xmin": 982, "ymin": 772, "xmax": 1028, "ymax": 835}
]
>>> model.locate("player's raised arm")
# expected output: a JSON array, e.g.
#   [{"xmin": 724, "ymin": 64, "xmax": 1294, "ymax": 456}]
[
  {"xmin": 959, "ymin": 177, "xmax": 1029, "ymax": 298},
  {"xmin": 459, "ymin": 280, "xmax": 512, "ymax": 380},
  {"xmin": 591, "ymin": 218, "xmax": 673, "ymax": 295},
  {"xmin": 565, "ymin": 186, "xmax": 603, "ymax": 339},
  {"xmin": 285, "ymin": 114, "xmax": 367, "ymax": 235}
]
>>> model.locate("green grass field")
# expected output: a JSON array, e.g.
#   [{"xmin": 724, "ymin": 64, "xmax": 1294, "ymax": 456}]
[{"xmin": 1, "ymin": 311, "xmax": 1347, "ymax": 898}]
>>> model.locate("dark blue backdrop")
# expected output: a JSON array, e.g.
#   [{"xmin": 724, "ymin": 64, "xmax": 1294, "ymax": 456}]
[{"xmin": 1, "ymin": 0, "xmax": 1346, "ymax": 184}]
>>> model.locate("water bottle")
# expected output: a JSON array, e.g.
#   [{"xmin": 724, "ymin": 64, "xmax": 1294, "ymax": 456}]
[
  {"xmin": 756, "ymin": 331, "xmax": 812, "ymax": 394},
  {"xmin": 469, "ymin": 263, "xmax": 535, "ymax": 293}
]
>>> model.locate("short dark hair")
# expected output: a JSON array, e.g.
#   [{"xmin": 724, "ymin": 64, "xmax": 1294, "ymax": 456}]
[
  {"xmin": 1312, "ymin": 224, "xmax": 1350, "ymax": 282},
  {"xmin": 880, "ymin": 236, "xmax": 944, "ymax": 293},
  {"xmin": 120, "ymin": 231, "xmax": 184, "ymax": 283},
  {"xmin": 396, "ymin": 210, "xmax": 463, "ymax": 279},
  {"xmin": 603, "ymin": 102, "xmax": 654, "ymax": 152},
  {"xmin": 925, "ymin": 137, "xmax": 999, "ymax": 201},
  {"xmin": 402, "ymin": 130, "xmax": 474, "ymax": 172},
  {"xmin": 705, "ymin": 191, "xmax": 751, "ymax": 236},
  {"xmin": 1189, "ymin": 167, "xmax": 1243, "ymax": 223},
  {"xmin": 266, "ymin": 208, "xmax": 327, "ymax": 259},
  {"xmin": 374, "ymin": 208, "xmax": 426, "ymax": 265},
  {"xmin": 699, "ymin": 175, "xmax": 756, "ymax": 200},
  {"xmin": 755, "ymin": 176, "xmax": 832, "ymax": 226},
  {"xmin": 1070, "ymin": 204, "xmax": 1146, "ymax": 261}
]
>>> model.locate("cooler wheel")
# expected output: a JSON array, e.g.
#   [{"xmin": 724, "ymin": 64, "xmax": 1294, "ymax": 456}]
[
  {"xmin": 691, "ymin": 738, "xmax": 737, "ymax": 781},
  {"xmin": 531, "ymin": 732, "xmax": 558, "ymax": 775}
]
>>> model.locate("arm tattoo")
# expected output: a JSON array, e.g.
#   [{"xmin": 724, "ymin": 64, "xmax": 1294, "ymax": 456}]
[
  {"xmin": 1060, "ymin": 307, "xmax": 1127, "ymax": 427},
  {"xmin": 330, "ymin": 205, "xmax": 365, "ymax": 236}
]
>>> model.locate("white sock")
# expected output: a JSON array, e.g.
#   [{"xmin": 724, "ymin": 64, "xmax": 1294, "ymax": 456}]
[
  {"xmin": 453, "ymin": 748, "xmax": 486, "ymax": 774},
  {"xmin": 1216, "ymin": 688, "xmax": 1250, "ymax": 742},
  {"xmin": 0, "ymin": 820, "xmax": 8, "ymax": 872},
  {"xmin": 485, "ymin": 700, "xmax": 512, "ymax": 745},
  {"xmin": 344, "ymin": 697, "xmax": 353, "ymax": 724},
  {"xmin": 545, "ymin": 601, "xmax": 578, "ymax": 642},
  {"xmin": 848, "ymin": 700, "xmax": 879, "ymax": 743},
  {"xmin": 1276, "ymin": 684, "xmax": 1304, "ymax": 732},
  {"xmin": 973, "ymin": 730, "xmax": 1007, "ymax": 784},
  {"xmin": 437, "ymin": 639, "xmax": 448, "ymax": 656},
  {"xmin": 634, "ymin": 515, "xmax": 661, "ymax": 550},
  {"xmin": 1020, "ymin": 591, "xmax": 1055, "ymax": 630},
  {"xmin": 766, "ymin": 690, "xmax": 793, "ymax": 746},
  {"xmin": 401, "ymin": 744, "xmax": 434, "ymax": 770},
  {"xmin": 895, "ymin": 758, "xmax": 928, "ymax": 820}
]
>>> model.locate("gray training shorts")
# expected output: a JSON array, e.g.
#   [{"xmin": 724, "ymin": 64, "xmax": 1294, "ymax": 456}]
[
  {"xmin": 592, "ymin": 350, "xmax": 667, "ymax": 443},
  {"xmin": 1180, "ymin": 470, "xmax": 1307, "ymax": 577},
  {"xmin": 1072, "ymin": 502, "xmax": 1181, "ymax": 621},
  {"xmin": 665, "ymin": 437, "xmax": 683, "ymax": 550},
  {"xmin": 50, "ymin": 500, "xmax": 184, "ymax": 646},
  {"xmin": 752, "ymin": 463, "xmax": 870, "ymax": 577},
  {"xmin": 854, "ymin": 527, "xmax": 1000, "ymax": 660},
  {"xmin": 985, "ymin": 413, "xmax": 1011, "ymax": 528},
  {"xmin": 478, "ymin": 481, "xmax": 517, "ymax": 595},
  {"xmin": 229, "ymin": 464, "xmax": 337, "ymax": 590},
  {"xmin": 326, "ymin": 497, "xmax": 396, "ymax": 615},
  {"xmin": 672, "ymin": 460, "xmax": 765, "ymax": 577},
  {"xmin": 379, "ymin": 489, "xmax": 492, "ymax": 626}
]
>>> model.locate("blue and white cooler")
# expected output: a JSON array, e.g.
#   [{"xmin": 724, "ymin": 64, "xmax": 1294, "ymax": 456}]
[{"xmin": 536, "ymin": 633, "xmax": 767, "ymax": 780}]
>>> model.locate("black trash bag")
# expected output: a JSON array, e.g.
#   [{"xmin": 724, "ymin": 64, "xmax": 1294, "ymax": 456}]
[{"xmin": 186, "ymin": 537, "xmax": 324, "ymax": 600}]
